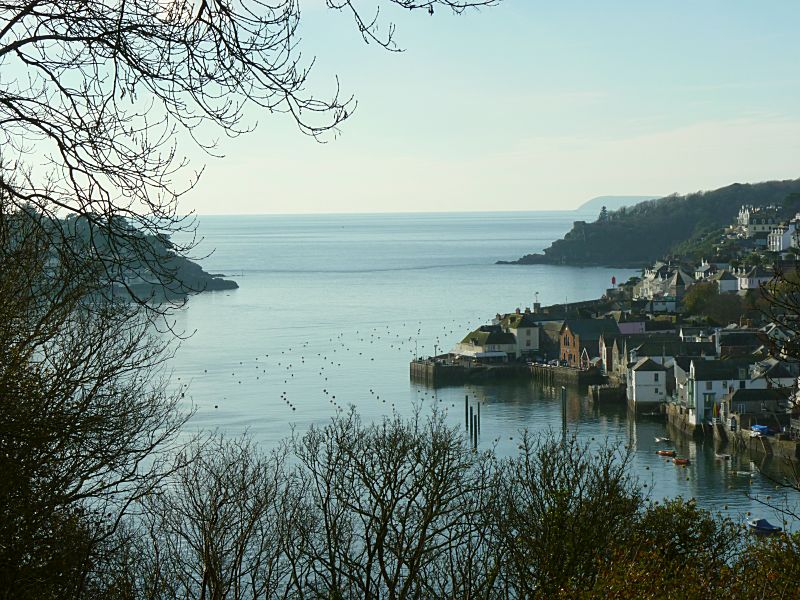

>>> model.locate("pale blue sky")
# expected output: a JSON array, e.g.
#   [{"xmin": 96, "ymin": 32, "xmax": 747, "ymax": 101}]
[{"xmin": 185, "ymin": 1, "xmax": 800, "ymax": 214}]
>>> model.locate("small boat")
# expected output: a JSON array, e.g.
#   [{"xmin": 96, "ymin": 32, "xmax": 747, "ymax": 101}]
[
  {"xmin": 714, "ymin": 453, "xmax": 731, "ymax": 460},
  {"xmin": 734, "ymin": 471, "xmax": 756, "ymax": 477},
  {"xmin": 656, "ymin": 450, "xmax": 676, "ymax": 457},
  {"xmin": 672, "ymin": 457, "xmax": 690, "ymax": 466},
  {"xmin": 655, "ymin": 436, "xmax": 671, "ymax": 443},
  {"xmin": 748, "ymin": 519, "xmax": 782, "ymax": 535}
]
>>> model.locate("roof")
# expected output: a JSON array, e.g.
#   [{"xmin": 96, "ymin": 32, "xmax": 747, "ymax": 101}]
[
  {"xmin": 632, "ymin": 358, "xmax": 666, "ymax": 372},
  {"xmin": 680, "ymin": 327, "xmax": 705, "ymax": 336},
  {"xmin": 632, "ymin": 340, "xmax": 716, "ymax": 358},
  {"xmin": 715, "ymin": 269, "xmax": 738, "ymax": 281},
  {"xmin": 561, "ymin": 318, "xmax": 620, "ymax": 341},
  {"xmin": 669, "ymin": 270, "xmax": 695, "ymax": 286},
  {"xmin": 690, "ymin": 359, "xmax": 753, "ymax": 381},
  {"xmin": 460, "ymin": 326, "xmax": 516, "ymax": 347},
  {"xmin": 744, "ymin": 266, "xmax": 772, "ymax": 279},
  {"xmin": 753, "ymin": 361, "xmax": 794, "ymax": 380},
  {"xmin": 501, "ymin": 312, "xmax": 539, "ymax": 329},
  {"xmin": 718, "ymin": 330, "xmax": 765, "ymax": 348},
  {"xmin": 539, "ymin": 320, "xmax": 565, "ymax": 338},
  {"xmin": 727, "ymin": 388, "xmax": 793, "ymax": 403}
]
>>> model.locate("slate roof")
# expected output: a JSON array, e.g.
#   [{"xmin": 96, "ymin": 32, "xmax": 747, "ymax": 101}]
[
  {"xmin": 718, "ymin": 330, "xmax": 765, "ymax": 348},
  {"xmin": 460, "ymin": 326, "xmax": 516, "ymax": 346},
  {"xmin": 752, "ymin": 360, "xmax": 794, "ymax": 380},
  {"xmin": 727, "ymin": 388, "xmax": 793, "ymax": 403},
  {"xmin": 632, "ymin": 340, "xmax": 716, "ymax": 358},
  {"xmin": 669, "ymin": 270, "xmax": 695, "ymax": 287},
  {"xmin": 715, "ymin": 269, "xmax": 738, "ymax": 281},
  {"xmin": 501, "ymin": 312, "xmax": 539, "ymax": 329},
  {"xmin": 691, "ymin": 359, "xmax": 753, "ymax": 381},
  {"xmin": 632, "ymin": 358, "xmax": 666, "ymax": 372},
  {"xmin": 561, "ymin": 318, "xmax": 620, "ymax": 342},
  {"xmin": 744, "ymin": 266, "xmax": 772, "ymax": 279}
]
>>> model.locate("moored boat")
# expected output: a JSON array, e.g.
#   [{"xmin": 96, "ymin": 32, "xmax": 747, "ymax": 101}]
[
  {"xmin": 655, "ymin": 436, "xmax": 671, "ymax": 443},
  {"xmin": 748, "ymin": 519, "xmax": 782, "ymax": 535},
  {"xmin": 672, "ymin": 457, "xmax": 690, "ymax": 466},
  {"xmin": 656, "ymin": 450, "xmax": 676, "ymax": 457}
]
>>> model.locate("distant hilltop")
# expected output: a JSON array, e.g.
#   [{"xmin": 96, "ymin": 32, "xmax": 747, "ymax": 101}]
[
  {"xmin": 499, "ymin": 179, "xmax": 800, "ymax": 268},
  {"xmin": 575, "ymin": 195, "xmax": 660, "ymax": 213}
]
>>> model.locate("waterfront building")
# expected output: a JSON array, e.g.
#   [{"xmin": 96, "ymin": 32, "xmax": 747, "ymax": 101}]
[
  {"xmin": 559, "ymin": 318, "xmax": 620, "ymax": 368},
  {"xmin": 498, "ymin": 309, "xmax": 541, "ymax": 357},
  {"xmin": 627, "ymin": 358, "xmax": 667, "ymax": 410},
  {"xmin": 452, "ymin": 325, "xmax": 517, "ymax": 362}
]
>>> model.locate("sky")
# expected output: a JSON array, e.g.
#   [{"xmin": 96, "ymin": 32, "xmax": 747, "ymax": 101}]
[{"xmin": 182, "ymin": 1, "xmax": 800, "ymax": 214}]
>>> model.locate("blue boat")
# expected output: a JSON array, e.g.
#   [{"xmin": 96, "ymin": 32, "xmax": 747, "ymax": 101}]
[{"xmin": 748, "ymin": 519, "xmax": 782, "ymax": 535}]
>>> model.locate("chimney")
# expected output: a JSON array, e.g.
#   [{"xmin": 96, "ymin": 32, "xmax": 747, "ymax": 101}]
[
  {"xmin": 524, "ymin": 307, "xmax": 531, "ymax": 314},
  {"xmin": 533, "ymin": 302, "xmax": 541, "ymax": 314},
  {"xmin": 515, "ymin": 307, "xmax": 521, "ymax": 315}
]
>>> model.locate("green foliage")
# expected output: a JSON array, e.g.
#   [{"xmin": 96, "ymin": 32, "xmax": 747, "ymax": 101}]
[
  {"xmin": 682, "ymin": 282, "xmax": 745, "ymax": 325},
  {"xmin": 521, "ymin": 179, "xmax": 800, "ymax": 266},
  {"xmin": 497, "ymin": 432, "xmax": 641, "ymax": 597}
]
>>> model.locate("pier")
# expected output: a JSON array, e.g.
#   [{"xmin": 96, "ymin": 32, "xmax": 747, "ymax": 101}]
[{"xmin": 410, "ymin": 357, "xmax": 604, "ymax": 388}]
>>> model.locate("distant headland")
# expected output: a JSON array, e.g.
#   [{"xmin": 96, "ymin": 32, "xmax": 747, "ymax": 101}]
[{"xmin": 498, "ymin": 179, "xmax": 800, "ymax": 268}]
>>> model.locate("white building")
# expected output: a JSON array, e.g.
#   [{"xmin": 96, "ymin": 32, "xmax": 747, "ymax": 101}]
[
  {"xmin": 498, "ymin": 310, "xmax": 541, "ymax": 357},
  {"xmin": 767, "ymin": 222, "xmax": 797, "ymax": 253},
  {"xmin": 737, "ymin": 266, "xmax": 772, "ymax": 292},
  {"xmin": 714, "ymin": 270, "xmax": 739, "ymax": 293},
  {"xmin": 453, "ymin": 326, "xmax": 517, "ymax": 361},
  {"xmin": 627, "ymin": 358, "xmax": 667, "ymax": 410},
  {"xmin": 682, "ymin": 358, "xmax": 794, "ymax": 426},
  {"xmin": 737, "ymin": 205, "xmax": 781, "ymax": 238}
]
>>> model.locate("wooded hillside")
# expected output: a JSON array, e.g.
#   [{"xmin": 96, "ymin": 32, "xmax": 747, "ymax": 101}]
[{"xmin": 502, "ymin": 179, "xmax": 800, "ymax": 267}]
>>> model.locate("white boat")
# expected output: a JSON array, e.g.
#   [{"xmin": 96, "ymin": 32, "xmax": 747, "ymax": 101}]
[{"xmin": 655, "ymin": 436, "xmax": 671, "ymax": 443}]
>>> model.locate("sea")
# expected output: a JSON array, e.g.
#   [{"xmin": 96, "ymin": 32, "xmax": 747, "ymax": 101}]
[{"xmin": 169, "ymin": 211, "xmax": 799, "ymax": 527}]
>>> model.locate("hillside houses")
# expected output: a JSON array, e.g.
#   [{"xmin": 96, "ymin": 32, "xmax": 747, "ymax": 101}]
[{"xmin": 736, "ymin": 205, "xmax": 782, "ymax": 238}]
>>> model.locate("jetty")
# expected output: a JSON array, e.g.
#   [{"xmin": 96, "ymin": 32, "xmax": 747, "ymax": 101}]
[{"xmin": 409, "ymin": 356, "xmax": 604, "ymax": 388}]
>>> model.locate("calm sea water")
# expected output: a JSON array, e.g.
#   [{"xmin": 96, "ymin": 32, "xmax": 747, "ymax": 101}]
[{"xmin": 170, "ymin": 211, "xmax": 799, "ymax": 527}]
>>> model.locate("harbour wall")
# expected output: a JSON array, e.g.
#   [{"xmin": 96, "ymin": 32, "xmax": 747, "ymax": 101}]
[{"xmin": 409, "ymin": 360, "xmax": 604, "ymax": 388}]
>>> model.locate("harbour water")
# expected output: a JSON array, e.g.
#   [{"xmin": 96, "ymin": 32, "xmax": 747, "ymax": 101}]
[{"xmin": 169, "ymin": 211, "xmax": 799, "ymax": 526}]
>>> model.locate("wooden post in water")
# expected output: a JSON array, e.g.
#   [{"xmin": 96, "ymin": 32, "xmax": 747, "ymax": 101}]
[
  {"xmin": 465, "ymin": 395, "xmax": 469, "ymax": 430},
  {"xmin": 477, "ymin": 403, "xmax": 481, "ymax": 435},
  {"xmin": 469, "ymin": 405, "xmax": 474, "ymax": 439},
  {"xmin": 561, "ymin": 386, "xmax": 567, "ymax": 441},
  {"xmin": 472, "ymin": 414, "xmax": 478, "ymax": 449}
]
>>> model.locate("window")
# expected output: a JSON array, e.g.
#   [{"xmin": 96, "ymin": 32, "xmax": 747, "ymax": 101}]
[
  {"xmin": 526, "ymin": 340, "xmax": 531, "ymax": 347},
  {"xmin": 654, "ymin": 373, "xmax": 659, "ymax": 382},
  {"xmin": 705, "ymin": 381, "xmax": 713, "ymax": 391},
  {"xmin": 655, "ymin": 388, "xmax": 659, "ymax": 394},
  {"xmin": 526, "ymin": 329, "xmax": 531, "ymax": 336},
  {"xmin": 739, "ymin": 380, "xmax": 745, "ymax": 389}
]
